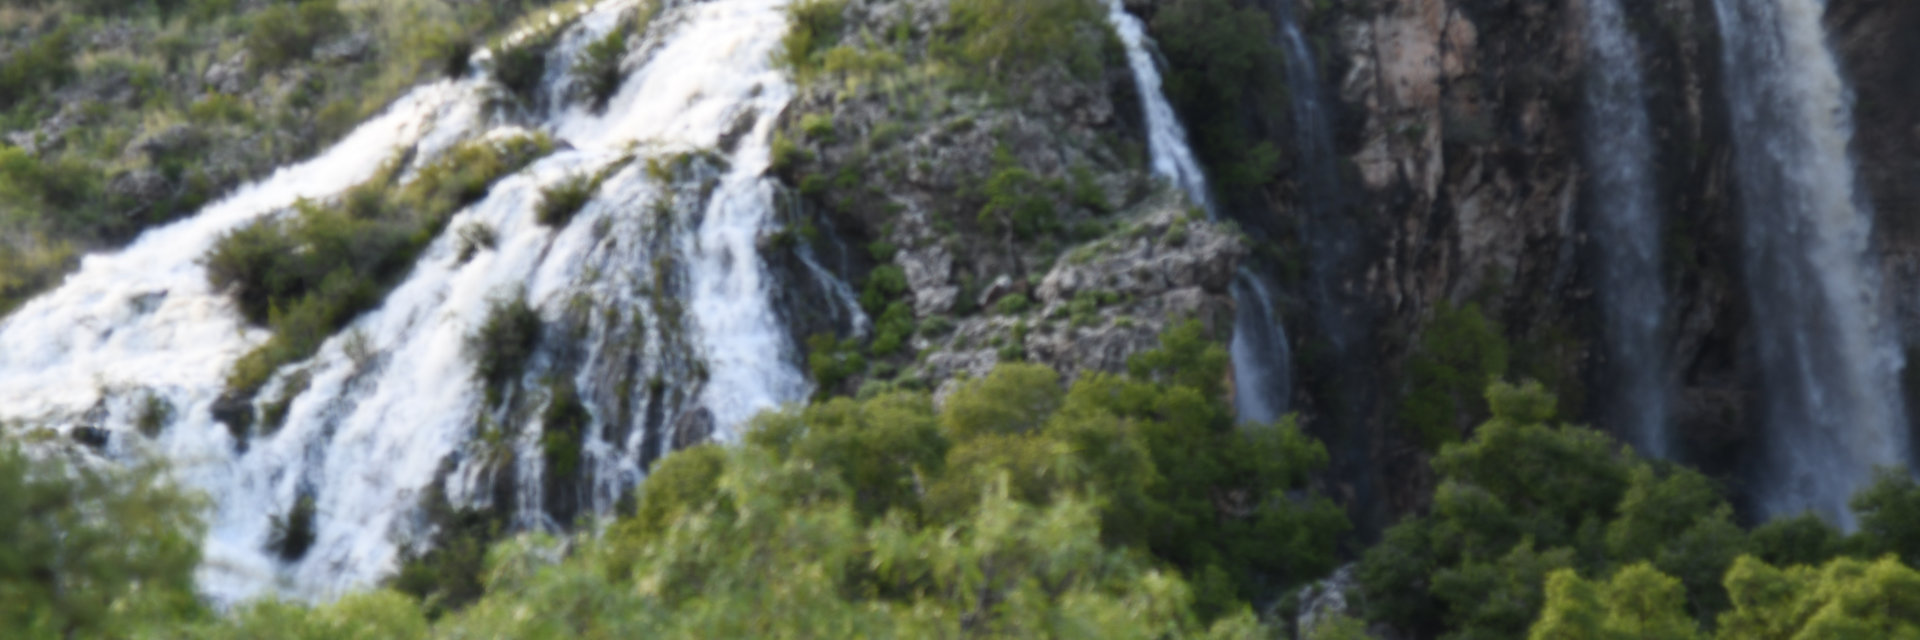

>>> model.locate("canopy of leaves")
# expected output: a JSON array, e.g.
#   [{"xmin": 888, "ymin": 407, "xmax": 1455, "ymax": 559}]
[{"xmin": 0, "ymin": 446, "xmax": 205, "ymax": 639}]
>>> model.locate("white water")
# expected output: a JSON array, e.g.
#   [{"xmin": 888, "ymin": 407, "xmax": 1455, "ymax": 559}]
[
  {"xmin": 1108, "ymin": 0, "xmax": 1293, "ymax": 423},
  {"xmin": 1712, "ymin": 0, "xmax": 1909, "ymax": 527},
  {"xmin": 0, "ymin": 0, "xmax": 805, "ymax": 602},
  {"xmin": 1583, "ymin": 0, "xmax": 1672, "ymax": 458},
  {"xmin": 1231, "ymin": 270, "xmax": 1293, "ymax": 422},
  {"xmin": 1106, "ymin": 0, "xmax": 1215, "ymax": 215}
]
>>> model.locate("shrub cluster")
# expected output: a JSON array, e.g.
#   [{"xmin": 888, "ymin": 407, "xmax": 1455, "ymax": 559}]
[
  {"xmin": 1361, "ymin": 380, "xmax": 1920, "ymax": 638},
  {"xmin": 208, "ymin": 134, "xmax": 552, "ymax": 410}
]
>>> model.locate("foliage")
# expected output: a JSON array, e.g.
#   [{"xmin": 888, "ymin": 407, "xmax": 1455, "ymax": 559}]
[
  {"xmin": 1532, "ymin": 555, "xmax": 1920, "ymax": 640},
  {"xmin": 0, "ymin": 447, "xmax": 205, "ymax": 639},
  {"xmin": 0, "ymin": 0, "xmax": 568, "ymax": 325},
  {"xmin": 246, "ymin": 0, "xmax": 348, "ymax": 72},
  {"xmin": 994, "ymin": 292, "xmax": 1032, "ymax": 316},
  {"xmin": 210, "ymin": 134, "xmax": 551, "ymax": 407},
  {"xmin": 467, "ymin": 292, "xmax": 544, "ymax": 405},
  {"xmin": 1399, "ymin": 302, "xmax": 1511, "ymax": 449},
  {"xmin": 942, "ymin": 0, "xmax": 1111, "ymax": 81},
  {"xmin": 194, "ymin": 590, "xmax": 428, "ymax": 640},
  {"xmin": 1849, "ymin": 466, "xmax": 1920, "ymax": 567},
  {"xmin": 536, "ymin": 174, "xmax": 596, "ymax": 227},
  {"xmin": 806, "ymin": 332, "xmax": 867, "ymax": 395},
  {"xmin": 389, "ymin": 489, "xmax": 510, "ymax": 620},
  {"xmin": 1360, "ymin": 381, "xmax": 1749, "ymax": 638},
  {"xmin": 1151, "ymin": 0, "xmax": 1285, "ymax": 189},
  {"xmin": 1531, "ymin": 564, "xmax": 1704, "ymax": 640},
  {"xmin": 775, "ymin": 0, "xmax": 848, "ymax": 78},
  {"xmin": 978, "ymin": 149, "xmax": 1060, "ymax": 240},
  {"xmin": 541, "ymin": 379, "xmax": 591, "ymax": 480}
]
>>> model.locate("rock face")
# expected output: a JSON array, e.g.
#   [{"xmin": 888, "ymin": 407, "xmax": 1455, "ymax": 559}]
[
  {"xmin": 1272, "ymin": 0, "xmax": 1756, "ymax": 513},
  {"xmin": 1243, "ymin": 0, "xmax": 1920, "ymax": 515},
  {"xmin": 920, "ymin": 200, "xmax": 1245, "ymax": 400},
  {"xmin": 763, "ymin": 0, "xmax": 1229, "ymax": 404}
]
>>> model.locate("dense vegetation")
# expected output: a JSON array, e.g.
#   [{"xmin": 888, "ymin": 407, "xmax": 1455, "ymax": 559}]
[
  {"xmin": 4, "ymin": 1, "xmax": 1919, "ymax": 639},
  {"xmin": 204, "ymin": 133, "xmax": 552, "ymax": 440},
  {"xmin": 0, "ymin": 0, "xmax": 560, "ymax": 315}
]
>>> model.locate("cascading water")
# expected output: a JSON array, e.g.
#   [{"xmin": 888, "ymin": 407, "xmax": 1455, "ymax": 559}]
[
  {"xmin": 1582, "ymin": 0, "xmax": 1672, "ymax": 458},
  {"xmin": 0, "ymin": 0, "xmax": 808, "ymax": 602},
  {"xmin": 1712, "ymin": 0, "xmax": 1909, "ymax": 527},
  {"xmin": 1106, "ymin": 0, "xmax": 1293, "ymax": 423}
]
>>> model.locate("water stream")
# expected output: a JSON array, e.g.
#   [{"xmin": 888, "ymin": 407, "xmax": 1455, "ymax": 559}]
[{"xmin": 1712, "ymin": 0, "xmax": 1909, "ymax": 527}]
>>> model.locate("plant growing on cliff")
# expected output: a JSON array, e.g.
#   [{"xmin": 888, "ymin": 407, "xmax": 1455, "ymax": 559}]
[
  {"xmin": 467, "ymin": 292, "xmax": 544, "ymax": 406},
  {"xmin": 775, "ymin": 0, "xmax": 848, "ymax": 78},
  {"xmin": 943, "ymin": 0, "xmax": 1111, "ymax": 81},
  {"xmin": 1398, "ymin": 302, "xmax": 1510, "ymax": 449},
  {"xmin": 541, "ymin": 379, "xmax": 591, "ymax": 480},
  {"xmin": 536, "ymin": 174, "xmax": 596, "ymax": 227}
]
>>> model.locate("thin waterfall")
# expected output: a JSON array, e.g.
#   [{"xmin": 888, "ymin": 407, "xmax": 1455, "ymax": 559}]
[
  {"xmin": 0, "ymin": 0, "xmax": 806, "ymax": 602},
  {"xmin": 1107, "ymin": 0, "xmax": 1293, "ymax": 422},
  {"xmin": 1712, "ymin": 0, "xmax": 1909, "ymax": 527},
  {"xmin": 1583, "ymin": 0, "xmax": 1672, "ymax": 458},
  {"xmin": 1106, "ymin": 0, "xmax": 1216, "ymax": 215}
]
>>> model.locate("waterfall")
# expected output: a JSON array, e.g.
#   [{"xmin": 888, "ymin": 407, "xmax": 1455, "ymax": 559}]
[
  {"xmin": 1107, "ymin": 0, "xmax": 1293, "ymax": 422},
  {"xmin": 1712, "ymin": 0, "xmax": 1909, "ymax": 527},
  {"xmin": 1583, "ymin": 0, "xmax": 1672, "ymax": 458},
  {"xmin": 1231, "ymin": 271, "xmax": 1293, "ymax": 423},
  {"xmin": 0, "ymin": 0, "xmax": 806, "ymax": 602},
  {"xmin": 1106, "ymin": 0, "xmax": 1215, "ymax": 215}
]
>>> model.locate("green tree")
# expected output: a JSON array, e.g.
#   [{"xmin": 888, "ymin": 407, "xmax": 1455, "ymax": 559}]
[
  {"xmin": 0, "ymin": 447, "xmax": 205, "ymax": 639},
  {"xmin": 1849, "ymin": 467, "xmax": 1920, "ymax": 567},
  {"xmin": 1530, "ymin": 564, "xmax": 1703, "ymax": 640}
]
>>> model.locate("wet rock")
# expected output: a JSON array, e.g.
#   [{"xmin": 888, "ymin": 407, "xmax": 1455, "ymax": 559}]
[
  {"xmin": 670, "ymin": 407, "xmax": 715, "ymax": 450},
  {"xmin": 70, "ymin": 426, "xmax": 110, "ymax": 450},
  {"xmin": 1292, "ymin": 564, "xmax": 1362, "ymax": 637}
]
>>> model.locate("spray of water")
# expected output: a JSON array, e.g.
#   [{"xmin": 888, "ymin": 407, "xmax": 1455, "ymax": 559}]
[{"xmin": 0, "ymin": 0, "xmax": 807, "ymax": 602}]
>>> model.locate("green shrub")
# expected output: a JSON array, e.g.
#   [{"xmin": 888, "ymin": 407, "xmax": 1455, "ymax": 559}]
[
  {"xmin": 493, "ymin": 31, "xmax": 558, "ymax": 104},
  {"xmin": 188, "ymin": 93, "xmax": 253, "ymax": 125},
  {"xmin": 573, "ymin": 28, "xmax": 629, "ymax": 109},
  {"xmin": 0, "ymin": 23, "xmax": 78, "ymax": 111},
  {"xmin": 859, "ymin": 265, "xmax": 908, "ymax": 313},
  {"xmin": 536, "ymin": 175, "xmax": 595, "ymax": 227},
  {"xmin": 977, "ymin": 149, "xmax": 1057, "ymax": 240},
  {"xmin": 806, "ymin": 333, "xmax": 866, "ymax": 394},
  {"xmin": 799, "ymin": 113, "xmax": 835, "ymax": 142},
  {"xmin": 455, "ymin": 222, "xmax": 497, "ymax": 263},
  {"xmin": 467, "ymin": 294, "xmax": 543, "ymax": 405},
  {"xmin": 1151, "ymin": 0, "xmax": 1285, "ymax": 189},
  {"xmin": 1398, "ymin": 302, "xmax": 1510, "ymax": 449},
  {"xmin": 390, "ymin": 489, "xmax": 508, "ymax": 619},
  {"xmin": 213, "ymin": 135, "xmax": 551, "ymax": 405},
  {"xmin": 135, "ymin": 393, "xmax": 176, "ymax": 438},
  {"xmin": 541, "ymin": 379, "xmax": 590, "ymax": 479},
  {"xmin": 869, "ymin": 302, "xmax": 914, "ymax": 356},
  {"xmin": 992, "ymin": 293, "xmax": 1031, "ymax": 316},
  {"xmin": 246, "ymin": 0, "xmax": 348, "ymax": 72},
  {"xmin": 775, "ymin": 0, "xmax": 849, "ymax": 78},
  {"xmin": 942, "ymin": 0, "xmax": 1110, "ymax": 81}
]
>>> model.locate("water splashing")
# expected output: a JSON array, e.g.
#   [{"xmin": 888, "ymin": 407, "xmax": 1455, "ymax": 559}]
[
  {"xmin": 1583, "ymin": 0, "xmax": 1672, "ymax": 458},
  {"xmin": 1106, "ymin": 0, "xmax": 1291, "ymax": 421},
  {"xmin": 1711, "ymin": 0, "xmax": 1910, "ymax": 527},
  {"xmin": 0, "ymin": 0, "xmax": 806, "ymax": 602}
]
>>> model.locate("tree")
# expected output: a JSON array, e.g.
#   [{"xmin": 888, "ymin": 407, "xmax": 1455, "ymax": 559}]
[
  {"xmin": 1530, "ymin": 564, "xmax": 1702, "ymax": 640},
  {"xmin": 0, "ymin": 447, "xmax": 205, "ymax": 639},
  {"xmin": 1849, "ymin": 467, "xmax": 1920, "ymax": 567}
]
